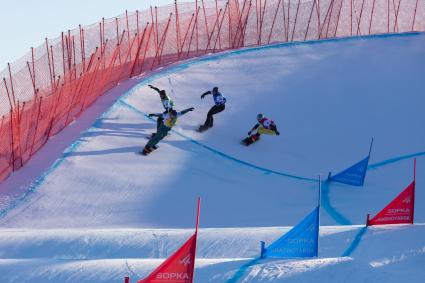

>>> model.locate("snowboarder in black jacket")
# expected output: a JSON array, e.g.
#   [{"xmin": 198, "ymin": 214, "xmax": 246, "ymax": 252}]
[{"xmin": 198, "ymin": 87, "xmax": 226, "ymax": 132}]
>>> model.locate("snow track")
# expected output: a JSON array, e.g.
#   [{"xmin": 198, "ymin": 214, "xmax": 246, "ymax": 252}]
[
  {"xmin": 1, "ymin": 32, "xmax": 424, "ymax": 228},
  {"xmin": 0, "ymin": 33, "xmax": 424, "ymax": 282}
]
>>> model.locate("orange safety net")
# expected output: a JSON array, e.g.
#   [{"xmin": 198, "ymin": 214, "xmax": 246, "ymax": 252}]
[{"xmin": 0, "ymin": 0, "xmax": 424, "ymax": 182}]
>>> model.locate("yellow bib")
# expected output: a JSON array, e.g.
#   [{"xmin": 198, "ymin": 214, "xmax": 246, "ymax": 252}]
[{"xmin": 164, "ymin": 116, "xmax": 177, "ymax": 127}]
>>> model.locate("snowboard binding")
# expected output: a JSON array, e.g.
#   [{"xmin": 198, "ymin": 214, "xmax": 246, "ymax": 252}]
[
  {"xmin": 242, "ymin": 135, "xmax": 260, "ymax": 146},
  {"xmin": 197, "ymin": 125, "xmax": 211, "ymax": 132},
  {"xmin": 140, "ymin": 145, "xmax": 159, "ymax": 155}
]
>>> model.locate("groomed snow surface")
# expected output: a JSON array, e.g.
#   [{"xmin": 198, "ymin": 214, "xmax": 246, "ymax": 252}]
[{"xmin": 0, "ymin": 33, "xmax": 424, "ymax": 282}]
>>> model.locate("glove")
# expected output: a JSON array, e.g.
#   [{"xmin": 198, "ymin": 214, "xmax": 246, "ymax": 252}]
[
  {"xmin": 148, "ymin": 84, "xmax": 154, "ymax": 88},
  {"xmin": 148, "ymin": 113, "xmax": 154, "ymax": 117},
  {"xmin": 201, "ymin": 94, "xmax": 206, "ymax": 99},
  {"xmin": 276, "ymin": 131, "xmax": 280, "ymax": 136},
  {"xmin": 188, "ymin": 107, "xmax": 194, "ymax": 111},
  {"xmin": 248, "ymin": 131, "xmax": 252, "ymax": 136}
]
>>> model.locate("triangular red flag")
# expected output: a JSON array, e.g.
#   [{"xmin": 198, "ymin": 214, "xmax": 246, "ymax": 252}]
[
  {"xmin": 367, "ymin": 181, "xmax": 415, "ymax": 226},
  {"xmin": 136, "ymin": 198, "xmax": 201, "ymax": 283},
  {"xmin": 137, "ymin": 233, "xmax": 197, "ymax": 283}
]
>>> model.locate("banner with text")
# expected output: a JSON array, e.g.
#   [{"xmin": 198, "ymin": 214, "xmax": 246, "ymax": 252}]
[
  {"xmin": 136, "ymin": 198, "xmax": 201, "ymax": 283},
  {"xmin": 262, "ymin": 206, "xmax": 319, "ymax": 258},
  {"xmin": 367, "ymin": 181, "xmax": 415, "ymax": 226},
  {"xmin": 328, "ymin": 139, "xmax": 373, "ymax": 186},
  {"xmin": 137, "ymin": 233, "xmax": 197, "ymax": 283}
]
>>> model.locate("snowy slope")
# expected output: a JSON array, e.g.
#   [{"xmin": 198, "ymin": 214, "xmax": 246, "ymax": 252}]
[
  {"xmin": 1, "ymin": 33, "xmax": 424, "ymax": 229},
  {"xmin": 0, "ymin": 33, "xmax": 424, "ymax": 282},
  {"xmin": 0, "ymin": 225, "xmax": 424, "ymax": 282}
]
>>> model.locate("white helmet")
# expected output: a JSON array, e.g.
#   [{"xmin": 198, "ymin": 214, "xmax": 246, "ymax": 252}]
[{"xmin": 257, "ymin": 113, "xmax": 264, "ymax": 121}]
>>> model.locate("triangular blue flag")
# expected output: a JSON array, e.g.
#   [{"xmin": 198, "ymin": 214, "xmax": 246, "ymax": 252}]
[
  {"xmin": 328, "ymin": 155, "xmax": 370, "ymax": 186},
  {"xmin": 262, "ymin": 206, "xmax": 319, "ymax": 258},
  {"xmin": 328, "ymin": 139, "xmax": 373, "ymax": 187}
]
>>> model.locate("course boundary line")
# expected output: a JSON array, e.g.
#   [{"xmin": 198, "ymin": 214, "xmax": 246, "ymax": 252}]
[{"xmin": 118, "ymin": 100, "xmax": 318, "ymax": 182}]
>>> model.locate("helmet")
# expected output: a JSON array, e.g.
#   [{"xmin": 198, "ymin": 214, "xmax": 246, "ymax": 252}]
[
  {"xmin": 212, "ymin": 86, "xmax": 219, "ymax": 92},
  {"xmin": 257, "ymin": 113, "xmax": 264, "ymax": 121},
  {"xmin": 159, "ymin": 90, "xmax": 166, "ymax": 98}
]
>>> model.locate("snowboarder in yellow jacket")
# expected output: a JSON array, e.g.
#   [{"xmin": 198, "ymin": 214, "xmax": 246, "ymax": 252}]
[
  {"xmin": 142, "ymin": 107, "xmax": 194, "ymax": 155},
  {"xmin": 243, "ymin": 114, "xmax": 280, "ymax": 145}
]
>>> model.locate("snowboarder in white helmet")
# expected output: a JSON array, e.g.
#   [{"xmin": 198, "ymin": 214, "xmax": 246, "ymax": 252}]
[
  {"xmin": 243, "ymin": 114, "xmax": 280, "ymax": 145},
  {"xmin": 148, "ymin": 84, "xmax": 175, "ymax": 131},
  {"xmin": 198, "ymin": 86, "xmax": 226, "ymax": 132}
]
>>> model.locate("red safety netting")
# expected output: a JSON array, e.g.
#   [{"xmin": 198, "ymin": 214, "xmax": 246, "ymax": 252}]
[{"xmin": 0, "ymin": 0, "xmax": 424, "ymax": 182}]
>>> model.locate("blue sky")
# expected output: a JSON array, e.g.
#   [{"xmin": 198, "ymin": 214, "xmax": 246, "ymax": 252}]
[{"xmin": 0, "ymin": 0, "xmax": 178, "ymax": 71}]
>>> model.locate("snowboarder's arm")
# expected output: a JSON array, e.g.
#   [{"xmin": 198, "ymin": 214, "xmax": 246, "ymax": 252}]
[
  {"xmin": 248, "ymin": 123, "xmax": 260, "ymax": 135},
  {"xmin": 148, "ymin": 113, "xmax": 162, "ymax": 118},
  {"xmin": 148, "ymin": 85, "xmax": 161, "ymax": 94},
  {"xmin": 270, "ymin": 124, "xmax": 280, "ymax": 135},
  {"xmin": 200, "ymin": 91, "xmax": 212, "ymax": 99},
  {"xmin": 179, "ymin": 107, "xmax": 195, "ymax": 115}
]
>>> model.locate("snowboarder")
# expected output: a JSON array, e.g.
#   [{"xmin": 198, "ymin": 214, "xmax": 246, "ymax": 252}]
[
  {"xmin": 148, "ymin": 84, "xmax": 175, "ymax": 131},
  {"xmin": 243, "ymin": 114, "xmax": 280, "ymax": 145},
  {"xmin": 198, "ymin": 86, "xmax": 226, "ymax": 132},
  {"xmin": 141, "ymin": 107, "xmax": 195, "ymax": 155}
]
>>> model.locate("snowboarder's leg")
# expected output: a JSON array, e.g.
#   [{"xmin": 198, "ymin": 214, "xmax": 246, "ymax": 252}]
[
  {"xmin": 258, "ymin": 127, "xmax": 276, "ymax": 136},
  {"xmin": 202, "ymin": 104, "xmax": 225, "ymax": 128},
  {"xmin": 202, "ymin": 107, "xmax": 214, "ymax": 128},
  {"xmin": 156, "ymin": 116, "xmax": 164, "ymax": 131},
  {"xmin": 145, "ymin": 124, "xmax": 169, "ymax": 149},
  {"xmin": 144, "ymin": 138, "xmax": 156, "ymax": 150},
  {"xmin": 210, "ymin": 104, "xmax": 225, "ymax": 127},
  {"xmin": 145, "ymin": 134, "xmax": 164, "ymax": 150}
]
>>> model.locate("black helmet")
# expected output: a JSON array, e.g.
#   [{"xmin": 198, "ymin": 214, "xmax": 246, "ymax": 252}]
[
  {"xmin": 159, "ymin": 90, "xmax": 166, "ymax": 97},
  {"xmin": 213, "ymin": 86, "xmax": 219, "ymax": 92},
  {"xmin": 257, "ymin": 113, "xmax": 264, "ymax": 121}
]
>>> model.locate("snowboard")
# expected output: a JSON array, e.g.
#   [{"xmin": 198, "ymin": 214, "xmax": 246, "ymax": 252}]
[
  {"xmin": 141, "ymin": 134, "xmax": 159, "ymax": 155},
  {"xmin": 242, "ymin": 136, "xmax": 260, "ymax": 146},
  {"xmin": 197, "ymin": 125, "xmax": 210, "ymax": 132},
  {"xmin": 139, "ymin": 145, "xmax": 159, "ymax": 156}
]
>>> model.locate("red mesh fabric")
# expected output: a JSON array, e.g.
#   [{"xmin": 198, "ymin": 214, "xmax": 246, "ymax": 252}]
[{"xmin": 0, "ymin": 0, "xmax": 424, "ymax": 182}]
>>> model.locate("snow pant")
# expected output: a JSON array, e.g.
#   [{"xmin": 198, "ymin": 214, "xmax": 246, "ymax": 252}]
[
  {"xmin": 157, "ymin": 116, "xmax": 164, "ymax": 131},
  {"xmin": 145, "ymin": 123, "xmax": 171, "ymax": 148},
  {"xmin": 202, "ymin": 104, "xmax": 225, "ymax": 128},
  {"xmin": 251, "ymin": 126, "xmax": 277, "ymax": 140},
  {"xmin": 257, "ymin": 126, "xmax": 277, "ymax": 135}
]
